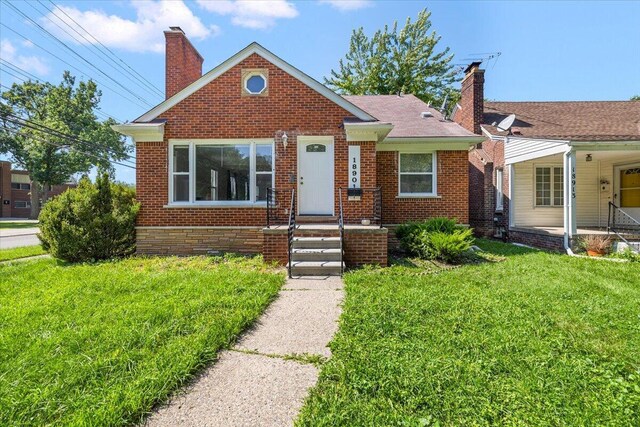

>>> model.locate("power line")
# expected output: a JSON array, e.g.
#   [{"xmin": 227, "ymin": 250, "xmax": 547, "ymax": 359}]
[
  {"xmin": 4, "ymin": 1, "xmax": 154, "ymax": 108},
  {"xmin": 4, "ymin": 113, "xmax": 136, "ymax": 164},
  {"xmin": 0, "ymin": 58, "xmax": 125, "ymax": 123},
  {"xmin": 3, "ymin": 116, "xmax": 136, "ymax": 169},
  {"xmin": 0, "ymin": 68, "xmax": 27, "ymax": 82},
  {"xmin": 32, "ymin": 0, "xmax": 163, "ymax": 100},
  {"xmin": 0, "ymin": 22, "xmax": 150, "ymax": 110},
  {"xmin": 46, "ymin": 0, "xmax": 164, "ymax": 99}
]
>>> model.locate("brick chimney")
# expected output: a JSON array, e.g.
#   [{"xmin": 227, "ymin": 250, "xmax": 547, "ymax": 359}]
[
  {"xmin": 164, "ymin": 27, "xmax": 204, "ymax": 99},
  {"xmin": 455, "ymin": 61, "xmax": 484, "ymax": 134}
]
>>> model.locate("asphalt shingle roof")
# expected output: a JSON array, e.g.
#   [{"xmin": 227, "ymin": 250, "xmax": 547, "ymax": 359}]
[
  {"xmin": 344, "ymin": 94, "xmax": 477, "ymax": 138},
  {"xmin": 483, "ymin": 101, "xmax": 640, "ymax": 141}
]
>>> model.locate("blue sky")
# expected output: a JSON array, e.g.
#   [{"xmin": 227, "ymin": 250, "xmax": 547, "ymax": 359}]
[{"xmin": 1, "ymin": 0, "xmax": 639, "ymax": 183}]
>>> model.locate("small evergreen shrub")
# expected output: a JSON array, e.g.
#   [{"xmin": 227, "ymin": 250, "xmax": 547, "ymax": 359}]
[
  {"xmin": 38, "ymin": 173, "xmax": 140, "ymax": 262},
  {"xmin": 396, "ymin": 217, "xmax": 474, "ymax": 263}
]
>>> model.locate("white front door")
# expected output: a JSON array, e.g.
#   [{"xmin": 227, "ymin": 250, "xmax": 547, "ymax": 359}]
[
  {"xmin": 614, "ymin": 162, "xmax": 640, "ymax": 222},
  {"xmin": 298, "ymin": 138, "xmax": 334, "ymax": 215}
]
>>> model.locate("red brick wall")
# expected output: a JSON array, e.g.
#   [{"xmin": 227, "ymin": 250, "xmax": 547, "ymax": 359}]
[
  {"xmin": 137, "ymin": 53, "xmax": 377, "ymax": 227},
  {"xmin": 343, "ymin": 228, "xmax": 388, "ymax": 266},
  {"xmin": 468, "ymin": 139, "xmax": 509, "ymax": 236},
  {"xmin": 165, "ymin": 29, "xmax": 203, "ymax": 99},
  {"xmin": 0, "ymin": 161, "xmax": 12, "ymax": 217},
  {"xmin": 377, "ymin": 150, "xmax": 469, "ymax": 224}
]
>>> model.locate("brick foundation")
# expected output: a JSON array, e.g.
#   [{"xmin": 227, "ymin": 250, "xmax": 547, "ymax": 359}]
[
  {"xmin": 136, "ymin": 227, "xmax": 263, "ymax": 255},
  {"xmin": 508, "ymin": 228, "xmax": 564, "ymax": 252}
]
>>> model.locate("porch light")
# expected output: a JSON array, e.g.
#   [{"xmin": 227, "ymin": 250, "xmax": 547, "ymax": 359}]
[
  {"xmin": 282, "ymin": 132, "xmax": 288, "ymax": 150},
  {"xmin": 586, "ymin": 154, "xmax": 592, "ymax": 162}
]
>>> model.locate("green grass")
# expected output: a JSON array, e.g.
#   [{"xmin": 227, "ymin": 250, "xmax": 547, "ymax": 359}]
[
  {"xmin": 0, "ymin": 245, "xmax": 46, "ymax": 262},
  {"xmin": 297, "ymin": 240, "xmax": 640, "ymax": 426},
  {"xmin": 0, "ymin": 255, "xmax": 284, "ymax": 426},
  {"xmin": 0, "ymin": 222, "xmax": 38, "ymax": 229}
]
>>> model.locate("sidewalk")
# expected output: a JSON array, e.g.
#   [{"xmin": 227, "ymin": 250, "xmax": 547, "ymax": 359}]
[{"xmin": 144, "ymin": 275, "xmax": 344, "ymax": 427}]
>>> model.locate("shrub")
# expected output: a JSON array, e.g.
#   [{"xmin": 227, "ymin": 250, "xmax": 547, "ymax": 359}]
[
  {"xmin": 396, "ymin": 218, "xmax": 474, "ymax": 263},
  {"xmin": 579, "ymin": 234, "xmax": 613, "ymax": 255},
  {"xmin": 38, "ymin": 173, "xmax": 140, "ymax": 262}
]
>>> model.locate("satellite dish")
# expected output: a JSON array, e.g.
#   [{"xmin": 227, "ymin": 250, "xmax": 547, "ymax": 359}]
[{"xmin": 497, "ymin": 114, "xmax": 516, "ymax": 132}]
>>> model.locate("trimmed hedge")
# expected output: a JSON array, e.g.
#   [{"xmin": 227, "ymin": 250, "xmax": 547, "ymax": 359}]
[{"xmin": 38, "ymin": 173, "xmax": 139, "ymax": 262}]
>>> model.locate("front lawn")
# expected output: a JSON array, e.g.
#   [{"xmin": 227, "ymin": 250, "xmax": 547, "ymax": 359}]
[
  {"xmin": 0, "ymin": 221, "xmax": 38, "ymax": 229},
  {"xmin": 0, "ymin": 255, "xmax": 283, "ymax": 426},
  {"xmin": 298, "ymin": 240, "xmax": 640, "ymax": 426},
  {"xmin": 0, "ymin": 245, "xmax": 46, "ymax": 262}
]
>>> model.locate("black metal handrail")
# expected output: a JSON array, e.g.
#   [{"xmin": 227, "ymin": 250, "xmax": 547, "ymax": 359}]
[
  {"xmin": 266, "ymin": 188, "xmax": 290, "ymax": 228},
  {"xmin": 287, "ymin": 189, "xmax": 296, "ymax": 278},
  {"xmin": 338, "ymin": 188, "xmax": 344, "ymax": 276},
  {"xmin": 607, "ymin": 201, "xmax": 640, "ymax": 253},
  {"xmin": 339, "ymin": 186, "xmax": 383, "ymax": 227}
]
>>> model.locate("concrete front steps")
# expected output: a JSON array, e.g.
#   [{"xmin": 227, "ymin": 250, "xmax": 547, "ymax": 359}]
[{"xmin": 288, "ymin": 236, "xmax": 344, "ymax": 276}]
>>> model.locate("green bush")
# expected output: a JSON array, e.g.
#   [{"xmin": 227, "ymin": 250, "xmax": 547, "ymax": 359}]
[
  {"xmin": 396, "ymin": 218, "xmax": 474, "ymax": 263},
  {"xmin": 38, "ymin": 173, "xmax": 140, "ymax": 262}
]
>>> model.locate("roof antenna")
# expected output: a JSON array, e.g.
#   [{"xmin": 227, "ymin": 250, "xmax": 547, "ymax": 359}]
[{"xmin": 439, "ymin": 94, "xmax": 449, "ymax": 120}]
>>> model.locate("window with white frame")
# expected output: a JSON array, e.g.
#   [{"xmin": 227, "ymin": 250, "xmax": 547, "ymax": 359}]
[
  {"xmin": 398, "ymin": 153, "xmax": 436, "ymax": 196},
  {"xmin": 535, "ymin": 166, "xmax": 563, "ymax": 207},
  {"xmin": 495, "ymin": 168, "xmax": 504, "ymax": 211},
  {"xmin": 11, "ymin": 183, "xmax": 31, "ymax": 190},
  {"xmin": 170, "ymin": 140, "xmax": 274, "ymax": 205},
  {"xmin": 15, "ymin": 200, "xmax": 31, "ymax": 208}
]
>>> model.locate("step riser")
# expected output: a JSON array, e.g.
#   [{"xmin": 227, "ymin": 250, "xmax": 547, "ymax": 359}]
[
  {"xmin": 292, "ymin": 241, "xmax": 341, "ymax": 249},
  {"xmin": 291, "ymin": 253, "xmax": 342, "ymax": 262},
  {"xmin": 290, "ymin": 267, "xmax": 342, "ymax": 276}
]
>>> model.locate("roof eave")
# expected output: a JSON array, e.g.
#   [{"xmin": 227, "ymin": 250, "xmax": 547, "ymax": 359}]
[{"xmin": 111, "ymin": 122, "xmax": 165, "ymax": 142}]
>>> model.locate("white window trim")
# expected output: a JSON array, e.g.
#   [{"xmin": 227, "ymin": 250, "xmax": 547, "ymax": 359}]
[
  {"xmin": 495, "ymin": 168, "xmax": 504, "ymax": 212},
  {"xmin": 168, "ymin": 139, "xmax": 274, "ymax": 207},
  {"xmin": 398, "ymin": 152, "xmax": 437, "ymax": 197},
  {"xmin": 15, "ymin": 201, "xmax": 31, "ymax": 208},
  {"xmin": 244, "ymin": 72, "xmax": 267, "ymax": 95},
  {"xmin": 533, "ymin": 164, "xmax": 564, "ymax": 208}
]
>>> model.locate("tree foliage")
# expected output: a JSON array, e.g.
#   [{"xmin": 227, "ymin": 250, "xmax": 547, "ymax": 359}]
[
  {"xmin": 0, "ymin": 72, "xmax": 130, "ymax": 217},
  {"xmin": 325, "ymin": 9, "xmax": 459, "ymax": 107},
  {"xmin": 38, "ymin": 173, "xmax": 139, "ymax": 262},
  {"xmin": 631, "ymin": 95, "xmax": 640, "ymax": 101}
]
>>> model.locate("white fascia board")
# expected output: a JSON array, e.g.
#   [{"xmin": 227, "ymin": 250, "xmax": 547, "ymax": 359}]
[
  {"xmin": 136, "ymin": 42, "xmax": 376, "ymax": 123},
  {"xmin": 344, "ymin": 122, "xmax": 394, "ymax": 142},
  {"xmin": 377, "ymin": 136, "xmax": 484, "ymax": 151},
  {"xmin": 569, "ymin": 140, "xmax": 640, "ymax": 150},
  {"xmin": 111, "ymin": 123, "xmax": 164, "ymax": 142}
]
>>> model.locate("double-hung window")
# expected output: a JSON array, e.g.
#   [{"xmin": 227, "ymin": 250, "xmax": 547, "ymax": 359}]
[
  {"xmin": 495, "ymin": 168, "xmax": 504, "ymax": 211},
  {"xmin": 399, "ymin": 153, "xmax": 437, "ymax": 196},
  {"xmin": 535, "ymin": 166, "xmax": 563, "ymax": 207},
  {"xmin": 169, "ymin": 140, "xmax": 274, "ymax": 205}
]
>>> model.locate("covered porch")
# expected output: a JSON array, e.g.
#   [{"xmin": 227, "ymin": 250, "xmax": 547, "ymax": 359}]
[{"xmin": 506, "ymin": 139, "xmax": 640, "ymax": 250}]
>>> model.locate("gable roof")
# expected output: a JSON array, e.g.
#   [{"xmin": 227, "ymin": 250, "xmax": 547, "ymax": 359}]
[
  {"xmin": 483, "ymin": 101, "xmax": 640, "ymax": 141},
  {"xmin": 344, "ymin": 94, "xmax": 478, "ymax": 139},
  {"xmin": 135, "ymin": 42, "xmax": 376, "ymax": 123}
]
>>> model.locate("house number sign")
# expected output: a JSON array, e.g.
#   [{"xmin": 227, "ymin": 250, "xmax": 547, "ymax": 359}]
[{"xmin": 348, "ymin": 145, "xmax": 361, "ymax": 200}]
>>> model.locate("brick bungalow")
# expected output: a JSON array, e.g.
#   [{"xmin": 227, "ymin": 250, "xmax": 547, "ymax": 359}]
[
  {"xmin": 0, "ymin": 160, "xmax": 76, "ymax": 218},
  {"xmin": 113, "ymin": 27, "xmax": 483, "ymax": 274},
  {"xmin": 457, "ymin": 63, "xmax": 640, "ymax": 251}
]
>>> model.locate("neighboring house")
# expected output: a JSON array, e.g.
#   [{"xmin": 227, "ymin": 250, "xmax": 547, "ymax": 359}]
[
  {"xmin": 457, "ymin": 63, "xmax": 640, "ymax": 251},
  {"xmin": 0, "ymin": 160, "xmax": 77, "ymax": 218},
  {"xmin": 113, "ymin": 27, "xmax": 482, "ymax": 273}
]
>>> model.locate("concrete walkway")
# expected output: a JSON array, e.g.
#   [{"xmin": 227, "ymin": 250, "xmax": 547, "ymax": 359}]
[{"xmin": 145, "ymin": 275, "xmax": 344, "ymax": 427}]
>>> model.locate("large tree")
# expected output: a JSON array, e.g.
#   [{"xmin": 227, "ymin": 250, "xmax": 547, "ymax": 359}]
[
  {"xmin": 0, "ymin": 72, "xmax": 130, "ymax": 218},
  {"xmin": 326, "ymin": 9, "xmax": 459, "ymax": 109}
]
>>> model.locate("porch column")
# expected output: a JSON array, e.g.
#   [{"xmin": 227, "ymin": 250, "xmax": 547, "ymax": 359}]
[
  {"xmin": 563, "ymin": 149, "xmax": 577, "ymax": 246},
  {"xmin": 508, "ymin": 164, "xmax": 515, "ymax": 228}
]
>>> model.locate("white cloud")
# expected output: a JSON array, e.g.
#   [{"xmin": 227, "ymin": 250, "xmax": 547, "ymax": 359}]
[
  {"xmin": 319, "ymin": 0, "xmax": 371, "ymax": 11},
  {"xmin": 196, "ymin": 0, "xmax": 298, "ymax": 29},
  {"xmin": 0, "ymin": 39, "xmax": 50, "ymax": 76},
  {"xmin": 42, "ymin": 0, "xmax": 220, "ymax": 54}
]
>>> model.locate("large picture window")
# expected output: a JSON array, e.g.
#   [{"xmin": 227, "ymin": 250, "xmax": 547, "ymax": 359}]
[
  {"xmin": 169, "ymin": 140, "xmax": 274, "ymax": 205},
  {"xmin": 398, "ymin": 153, "xmax": 436, "ymax": 196},
  {"xmin": 535, "ymin": 166, "xmax": 563, "ymax": 207}
]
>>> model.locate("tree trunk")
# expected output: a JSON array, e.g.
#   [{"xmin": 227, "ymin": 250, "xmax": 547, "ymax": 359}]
[{"xmin": 30, "ymin": 181, "xmax": 40, "ymax": 220}]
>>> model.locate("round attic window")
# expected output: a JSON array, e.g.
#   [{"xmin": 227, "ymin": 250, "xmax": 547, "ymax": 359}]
[{"xmin": 245, "ymin": 74, "xmax": 266, "ymax": 94}]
